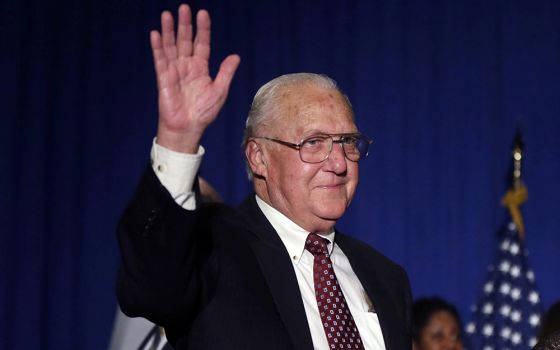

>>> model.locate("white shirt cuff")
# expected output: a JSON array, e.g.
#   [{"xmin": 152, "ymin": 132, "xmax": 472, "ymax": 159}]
[{"xmin": 150, "ymin": 138, "xmax": 205, "ymax": 209}]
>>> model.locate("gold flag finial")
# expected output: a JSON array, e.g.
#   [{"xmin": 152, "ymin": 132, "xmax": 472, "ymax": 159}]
[{"xmin": 501, "ymin": 128, "xmax": 527, "ymax": 239}]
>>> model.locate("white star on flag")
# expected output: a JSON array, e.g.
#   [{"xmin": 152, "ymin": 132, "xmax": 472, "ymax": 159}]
[
  {"xmin": 500, "ymin": 260, "xmax": 511, "ymax": 272},
  {"xmin": 529, "ymin": 337, "xmax": 538, "ymax": 347},
  {"xmin": 483, "ymin": 324, "xmax": 494, "ymax": 336},
  {"xmin": 483, "ymin": 303, "xmax": 494, "ymax": 315},
  {"xmin": 500, "ymin": 304, "xmax": 511, "ymax": 317},
  {"xmin": 511, "ymin": 332, "xmax": 522, "ymax": 345},
  {"xmin": 510, "ymin": 266, "xmax": 521, "ymax": 278},
  {"xmin": 501, "ymin": 327, "xmax": 512, "ymax": 339},
  {"xmin": 509, "ymin": 243, "xmax": 520, "ymax": 255},
  {"xmin": 500, "ymin": 282, "xmax": 511, "ymax": 295},
  {"xmin": 529, "ymin": 314, "xmax": 540, "ymax": 327},
  {"xmin": 528, "ymin": 291, "xmax": 540, "ymax": 305},
  {"xmin": 511, "ymin": 287, "xmax": 521, "ymax": 300},
  {"xmin": 511, "ymin": 310, "xmax": 521, "ymax": 323}
]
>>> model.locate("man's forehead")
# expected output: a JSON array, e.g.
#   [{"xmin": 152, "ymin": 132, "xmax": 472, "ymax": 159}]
[
  {"xmin": 277, "ymin": 86, "xmax": 352, "ymax": 115},
  {"xmin": 259, "ymin": 84, "xmax": 355, "ymax": 137},
  {"xmin": 276, "ymin": 115, "xmax": 357, "ymax": 139},
  {"xmin": 277, "ymin": 84, "xmax": 344, "ymax": 103}
]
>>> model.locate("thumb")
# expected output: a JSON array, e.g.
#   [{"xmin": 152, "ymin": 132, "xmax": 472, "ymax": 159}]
[{"xmin": 214, "ymin": 54, "xmax": 241, "ymax": 92}]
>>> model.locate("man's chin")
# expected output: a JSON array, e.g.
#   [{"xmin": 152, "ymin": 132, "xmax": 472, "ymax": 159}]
[
  {"xmin": 306, "ymin": 209, "xmax": 348, "ymax": 233},
  {"xmin": 315, "ymin": 207, "xmax": 346, "ymax": 223}
]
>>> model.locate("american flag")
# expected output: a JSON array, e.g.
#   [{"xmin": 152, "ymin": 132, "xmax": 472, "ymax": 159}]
[{"xmin": 465, "ymin": 221, "xmax": 543, "ymax": 350}]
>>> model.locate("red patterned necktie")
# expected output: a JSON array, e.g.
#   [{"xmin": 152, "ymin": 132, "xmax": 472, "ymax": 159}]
[{"xmin": 305, "ymin": 233, "xmax": 365, "ymax": 350}]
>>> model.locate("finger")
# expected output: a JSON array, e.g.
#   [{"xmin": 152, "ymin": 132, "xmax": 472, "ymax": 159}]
[
  {"xmin": 150, "ymin": 30, "xmax": 168, "ymax": 79},
  {"xmin": 214, "ymin": 54, "xmax": 241, "ymax": 92},
  {"xmin": 193, "ymin": 9, "xmax": 211, "ymax": 60},
  {"xmin": 161, "ymin": 10, "xmax": 178, "ymax": 60},
  {"xmin": 176, "ymin": 4, "xmax": 193, "ymax": 57}
]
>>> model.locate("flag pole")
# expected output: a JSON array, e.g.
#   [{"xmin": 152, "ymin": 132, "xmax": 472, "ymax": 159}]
[{"xmin": 501, "ymin": 128, "xmax": 528, "ymax": 239}]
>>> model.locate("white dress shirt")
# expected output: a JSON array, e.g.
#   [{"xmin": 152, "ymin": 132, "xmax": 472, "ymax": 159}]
[{"xmin": 150, "ymin": 140, "xmax": 386, "ymax": 350}]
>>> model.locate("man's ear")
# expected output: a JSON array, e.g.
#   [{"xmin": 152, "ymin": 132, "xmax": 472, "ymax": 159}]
[{"xmin": 245, "ymin": 140, "xmax": 267, "ymax": 178}]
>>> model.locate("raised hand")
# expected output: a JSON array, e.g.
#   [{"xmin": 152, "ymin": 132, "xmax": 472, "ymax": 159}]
[{"xmin": 151, "ymin": 4, "xmax": 240, "ymax": 153}]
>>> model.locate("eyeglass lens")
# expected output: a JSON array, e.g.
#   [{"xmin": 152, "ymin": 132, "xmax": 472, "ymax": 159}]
[{"xmin": 299, "ymin": 135, "xmax": 369, "ymax": 163}]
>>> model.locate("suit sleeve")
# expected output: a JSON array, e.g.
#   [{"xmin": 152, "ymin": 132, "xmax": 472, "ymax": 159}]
[{"xmin": 116, "ymin": 165, "xmax": 217, "ymax": 341}]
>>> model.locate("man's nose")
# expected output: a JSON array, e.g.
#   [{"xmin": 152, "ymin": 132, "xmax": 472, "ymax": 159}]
[{"xmin": 324, "ymin": 142, "xmax": 348, "ymax": 173}]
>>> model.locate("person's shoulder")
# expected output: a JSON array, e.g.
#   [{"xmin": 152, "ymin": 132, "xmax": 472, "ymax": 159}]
[
  {"xmin": 335, "ymin": 232, "xmax": 405, "ymax": 273},
  {"xmin": 198, "ymin": 195, "xmax": 257, "ymax": 231}
]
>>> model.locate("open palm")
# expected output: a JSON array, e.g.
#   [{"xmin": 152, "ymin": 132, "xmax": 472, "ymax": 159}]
[{"xmin": 151, "ymin": 5, "xmax": 240, "ymax": 153}]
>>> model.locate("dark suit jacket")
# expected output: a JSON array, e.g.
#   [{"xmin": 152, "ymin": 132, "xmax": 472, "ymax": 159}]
[{"xmin": 117, "ymin": 167, "xmax": 412, "ymax": 350}]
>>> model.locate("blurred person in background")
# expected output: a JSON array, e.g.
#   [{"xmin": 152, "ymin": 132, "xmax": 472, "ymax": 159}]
[
  {"xmin": 533, "ymin": 301, "xmax": 560, "ymax": 350},
  {"xmin": 540, "ymin": 301, "xmax": 560, "ymax": 341},
  {"xmin": 412, "ymin": 297, "xmax": 464, "ymax": 350},
  {"xmin": 533, "ymin": 331, "xmax": 560, "ymax": 350}
]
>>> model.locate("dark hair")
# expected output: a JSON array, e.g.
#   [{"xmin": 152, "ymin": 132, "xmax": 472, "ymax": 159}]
[
  {"xmin": 412, "ymin": 297, "xmax": 463, "ymax": 342},
  {"xmin": 540, "ymin": 302, "xmax": 560, "ymax": 340},
  {"xmin": 534, "ymin": 331, "xmax": 560, "ymax": 350}
]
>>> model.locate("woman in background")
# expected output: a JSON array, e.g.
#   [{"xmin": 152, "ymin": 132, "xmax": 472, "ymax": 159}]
[{"xmin": 412, "ymin": 297, "xmax": 464, "ymax": 350}]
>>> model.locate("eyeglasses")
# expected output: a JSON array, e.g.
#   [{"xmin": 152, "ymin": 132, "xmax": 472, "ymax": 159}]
[{"xmin": 254, "ymin": 133, "xmax": 373, "ymax": 163}]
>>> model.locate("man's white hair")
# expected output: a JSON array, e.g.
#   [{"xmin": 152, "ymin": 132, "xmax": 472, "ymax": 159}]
[{"xmin": 242, "ymin": 73, "xmax": 353, "ymax": 178}]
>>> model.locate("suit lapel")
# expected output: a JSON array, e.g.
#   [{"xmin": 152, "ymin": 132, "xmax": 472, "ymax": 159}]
[
  {"xmin": 336, "ymin": 235, "xmax": 400, "ymax": 350},
  {"xmin": 238, "ymin": 196, "xmax": 314, "ymax": 350}
]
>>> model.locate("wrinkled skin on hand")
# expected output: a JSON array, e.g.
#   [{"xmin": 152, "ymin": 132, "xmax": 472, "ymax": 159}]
[{"xmin": 151, "ymin": 4, "xmax": 240, "ymax": 153}]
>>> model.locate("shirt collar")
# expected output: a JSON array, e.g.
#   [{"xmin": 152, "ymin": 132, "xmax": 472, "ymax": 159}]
[{"xmin": 255, "ymin": 195, "xmax": 335, "ymax": 264}]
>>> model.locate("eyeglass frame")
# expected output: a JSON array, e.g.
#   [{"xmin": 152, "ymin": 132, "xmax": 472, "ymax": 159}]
[{"xmin": 252, "ymin": 132, "xmax": 373, "ymax": 163}]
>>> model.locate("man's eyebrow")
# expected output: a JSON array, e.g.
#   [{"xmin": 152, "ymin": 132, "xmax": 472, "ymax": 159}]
[
  {"xmin": 301, "ymin": 129, "xmax": 329, "ymax": 138},
  {"xmin": 300, "ymin": 130, "xmax": 360, "ymax": 139}
]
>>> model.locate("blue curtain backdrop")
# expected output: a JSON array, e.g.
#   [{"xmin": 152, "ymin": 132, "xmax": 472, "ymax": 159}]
[{"xmin": 2, "ymin": 0, "xmax": 559, "ymax": 348}]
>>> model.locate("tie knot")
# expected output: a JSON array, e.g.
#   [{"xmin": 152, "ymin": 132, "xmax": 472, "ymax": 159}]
[{"xmin": 305, "ymin": 233, "xmax": 329, "ymax": 257}]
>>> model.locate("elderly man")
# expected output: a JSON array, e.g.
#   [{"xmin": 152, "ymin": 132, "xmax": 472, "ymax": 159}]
[{"xmin": 117, "ymin": 4, "xmax": 411, "ymax": 350}]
